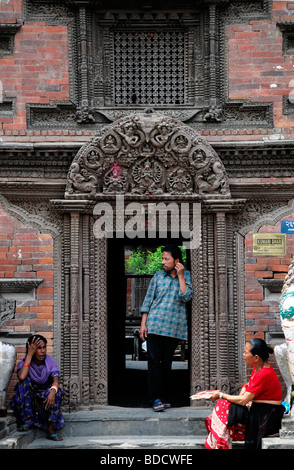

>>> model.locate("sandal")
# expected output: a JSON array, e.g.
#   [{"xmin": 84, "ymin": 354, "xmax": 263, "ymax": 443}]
[
  {"xmin": 47, "ymin": 433, "xmax": 63, "ymax": 441},
  {"xmin": 163, "ymin": 401, "xmax": 171, "ymax": 409},
  {"xmin": 18, "ymin": 424, "xmax": 33, "ymax": 432},
  {"xmin": 152, "ymin": 399, "xmax": 165, "ymax": 412}
]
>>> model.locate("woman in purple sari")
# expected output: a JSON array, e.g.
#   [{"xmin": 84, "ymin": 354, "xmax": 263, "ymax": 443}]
[{"xmin": 10, "ymin": 334, "xmax": 65, "ymax": 441}]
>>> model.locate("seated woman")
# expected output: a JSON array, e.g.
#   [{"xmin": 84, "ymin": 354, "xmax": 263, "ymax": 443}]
[
  {"xmin": 10, "ymin": 334, "xmax": 65, "ymax": 441},
  {"xmin": 205, "ymin": 337, "xmax": 284, "ymax": 449}
]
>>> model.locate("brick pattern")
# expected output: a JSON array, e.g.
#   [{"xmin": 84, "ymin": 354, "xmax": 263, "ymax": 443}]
[
  {"xmin": 0, "ymin": 1, "xmax": 294, "ymax": 141},
  {"xmin": 0, "ymin": 206, "xmax": 54, "ymax": 401},
  {"xmin": 245, "ymin": 218, "xmax": 293, "ymax": 340},
  {"xmin": 1, "ymin": 0, "xmax": 294, "ymax": 402},
  {"xmin": 244, "ymin": 214, "xmax": 294, "ymax": 395},
  {"xmin": 228, "ymin": 4, "xmax": 294, "ymax": 132},
  {"xmin": 0, "ymin": 0, "xmax": 69, "ymax": 133}
]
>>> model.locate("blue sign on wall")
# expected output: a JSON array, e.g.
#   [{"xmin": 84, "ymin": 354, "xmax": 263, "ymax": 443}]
[{"xmin": 281, "ymin": 221, "xmax": 294, "ymax": 234}]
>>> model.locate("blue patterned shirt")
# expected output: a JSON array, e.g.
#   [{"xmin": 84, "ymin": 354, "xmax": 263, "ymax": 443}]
[{"xmin": 140, "ymin": 270, "xmax": 193, "ymax": 340}]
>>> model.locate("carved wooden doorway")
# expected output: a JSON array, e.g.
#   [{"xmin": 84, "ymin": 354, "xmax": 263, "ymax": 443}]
[
  {"xmin": 53, "ymin": 112, "xmax": 247, "ymax": 409},
  {"xmin": 107, "ymin": 236, "xmax": 191, "ymax": 407}
]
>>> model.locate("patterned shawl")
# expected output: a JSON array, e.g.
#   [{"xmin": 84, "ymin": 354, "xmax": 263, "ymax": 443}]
[{"xmin": 18, "ymin": 355, "xmax": 60, "ymax": 384}]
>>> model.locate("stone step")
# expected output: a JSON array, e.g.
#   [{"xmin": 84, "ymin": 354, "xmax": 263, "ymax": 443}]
[
  {"xmin": 262, "ymin": 436, "xmax": 294, "ymax": 449},
  {"xmin": 0, "ymin": 406, "xmax": 212, "ymax": 449},
  {"xmin": 60, "ymin": 407, "xmax": 209, "ymax": 438},
  {"xmin": 27, "ymin": 434, "xmax": 206, "ymax": 449}
]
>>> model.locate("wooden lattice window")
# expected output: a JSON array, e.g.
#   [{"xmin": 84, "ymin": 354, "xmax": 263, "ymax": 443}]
[{"xmin": 113, "ymin": 28, "xmax": 186, "ymax": 106}]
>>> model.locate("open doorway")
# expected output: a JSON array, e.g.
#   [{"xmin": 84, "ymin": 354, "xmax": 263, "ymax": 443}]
[{"xmin": 107, "ymin": 237, "xmax": 191, "ymax": 407}]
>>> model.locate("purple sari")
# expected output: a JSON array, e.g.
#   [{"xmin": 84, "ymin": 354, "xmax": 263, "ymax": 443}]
[
  {"xmin": 10, "ymin": 355, "xmax": 65, "ymax": 431},
  {"xmin": 17, "ymin": 355, "xmax": 60, "ymax": 384}
]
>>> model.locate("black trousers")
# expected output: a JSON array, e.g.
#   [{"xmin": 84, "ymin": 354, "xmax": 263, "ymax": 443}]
[
  {"xmin": 147, "ymin": 333, "xmax": 179, "ymax": 404},
  {"xmin": 228, "ymin": 402, "xmax": 284, "ymax": 449}
]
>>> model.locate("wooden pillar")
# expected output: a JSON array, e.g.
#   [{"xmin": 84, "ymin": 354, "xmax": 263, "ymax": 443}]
[
  {"xmin": 69, "ymin": 212, "xmax": 81, "ymax": 406},
  {"xmin": 62, "ymin": 213, "xmax": 71, "ymax": 407},
  {"xmin": 215, "ymin": 210, "xmax": 230, "ymax": 391},
  {"xmin": 190, "ymin": 199, "xmax": 246, "ymax": 405},
  {"xmin": 208, "ymin": 2, "xmax": 217, "ymax": 107},
  {"xmin": 94, "ymin": 235, "xmax": 108, "ymax": 404},
  {"xmin": 82, "ymin": 214, "xmax": 91, "ymax": 404}
]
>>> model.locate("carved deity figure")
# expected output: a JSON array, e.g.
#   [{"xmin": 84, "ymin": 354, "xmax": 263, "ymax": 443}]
[
  {"xmin": 65, "ymin": 112, "xmax": 231, "ymax": 199},
  {"xmin": 116, "ymin": 117, "xmax": 145, "ymax": 147},
  {"xmin": 104, "ymin": 163, "xmax": 128, "ymax": 193},
  {"xmin": 275, "ymin": 257, "xmax": 294, "ymax": 406},
  {"xmin": 150, "ymin": 121, "xmax": 174, "ymax": 147},
  {"xmin": 132, "ymin": 158, "xmax": 164, "ymax": 194},
  {"xmin": 203, "ymin": 105, "xmax": 223, "ymax": 122},
  {"xmin": 68, "ymin": 162, "xmax": 97, "ymax": 197}
]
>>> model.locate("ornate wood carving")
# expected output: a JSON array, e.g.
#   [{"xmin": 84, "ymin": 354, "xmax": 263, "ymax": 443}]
[
  {"xmin": 6, "ymin": 118, "xmax": 293, "ymax": 409},
  {"xmin": 62, "ymin": 213, "xmax": 71, "ymax": 407},
  {"xmin": 0, "ymin": 194, "xmax": 63, "ymax": 379},
  {"xmin": 215, "ymin": 211, "xmax": 230, "ymax": 392},
  {"xmin": 24, "ymin": 0, "xmax": 273, "ymax": 129},
  {"xmin": 93, "ymin": 236, "xmax": 108, "ymax": 404},
  {"xmin": 69, "ymin": 212, "xmax": 81, "ymax": 406},
  {"xmin": 52, "ymin": 112, "xmax": 249, "ymax": 407},
  {"xmin": 82, "ymin": 214, "xmax": 90, "ymax": 404},
  {"xmin": 1, "ymin": 141, "xmax": 294, "ymax": 182},
  {"xmin": 65, "ymin": 112, "xmax": 231, "ymax": 199}
]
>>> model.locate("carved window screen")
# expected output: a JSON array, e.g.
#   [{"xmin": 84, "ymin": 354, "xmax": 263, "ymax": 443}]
[{"xmin": 113, "ymin": 29, "xmax": 186, "ymax": 106}]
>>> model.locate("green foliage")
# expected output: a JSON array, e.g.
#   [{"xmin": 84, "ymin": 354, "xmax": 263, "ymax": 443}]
[{"xmin": 125, "ymin": 245, "xmax": 186, "ymax": 275}]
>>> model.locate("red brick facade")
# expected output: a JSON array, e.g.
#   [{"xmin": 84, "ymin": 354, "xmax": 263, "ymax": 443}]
[
  {"xmin": 0, "ymin": 206, "xmax": 54, "ymax": 400},
  {"xmin": 1, "ymin": 0, "xmax": 294, "ymax": 406},
  {"xmin": 245, "ymin": 216, "xmax": 294, "ymax": 339},
  {"xmin": 244, "ymin": 214, "xmax": 294, "ymax": 395},
  {"xmin": 1, "ymin": 1, "xmax": 294, "ymax": 141}
]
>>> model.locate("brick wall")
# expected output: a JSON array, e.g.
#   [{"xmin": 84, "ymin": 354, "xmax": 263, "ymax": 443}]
[
  {"xmin": 0, "ymin": 206, "xmax": 54, "ymax": 402},
  {"xmin": 244, "ymin": 213, "xmax": 294, "ymax": 396},
  {"xmin": 1, "ymin": 0, "xmax": 294, "ymax": 402},
  {"xmin": 0, "ymin": 0, "xmax": 294, "ymax": 142},
  {"xmin": 228, "ymin": 2, "xmax": 294, "ymax": 135}
]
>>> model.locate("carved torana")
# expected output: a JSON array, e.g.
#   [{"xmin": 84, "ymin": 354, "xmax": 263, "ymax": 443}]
[{"xmin": 65, "ymin": 113, "xmax": 231, "ymax": 199}]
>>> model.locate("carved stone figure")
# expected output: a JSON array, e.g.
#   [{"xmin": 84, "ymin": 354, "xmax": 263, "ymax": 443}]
[
  {"xmin": 0, "ymin": 340, "xmax": 16, "ymax": 415},
  {"xmin": 275, "ymin": 257, "xmax": 294, "ymax": 406},
  {"xmin": 131, "ymin": 158, "xmax": 164, "ymax": 195},
  {"xmin": 0, "ymin": 295, "xmax": 15, "ymax": 326},
  {"xmin": 65, "ymin": 112, "xmax": 230, "ymax": 199},
  {"xmin": 67, "ymin": 162, "xmax": 98, "ymax": 197},
  {"xmin": 103, "ymin": 163, "xmax": 129, "ymax": 193},
  {"xmin": 203, "ymin": 105, "xmax": 223, "ymax": 122},
  {"xmin": 167, "ymin": 167, "xmax": 193, "ymax": 194},
  {"xmin": 75, "ymin": 106, "xmax": 96, "ymax": 124},
  {"xmin": 116, "ymin": 117, "xmax": 145, "ymax": 148}
]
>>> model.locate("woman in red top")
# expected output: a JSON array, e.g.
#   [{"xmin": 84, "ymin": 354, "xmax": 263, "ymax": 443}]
[{"xmin": 205, "ymin": 338, "xmax": 284, "ymax": 449}]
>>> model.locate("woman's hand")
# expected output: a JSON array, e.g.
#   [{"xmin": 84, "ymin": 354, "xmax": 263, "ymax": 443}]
[
  {"xmin": 209, "ymin": 390, "xmax": 222, "ymax": 401},
  {"xmin": 27, "ymin": 336, "xmax": 42, "ymax": 357},
  {"xmin": 18, "ymin": 336, "xmax": 44, "ymax": 381},
  {"xmin": 44, "ymin": 390, "xmax": 56, "ymax": 410}
]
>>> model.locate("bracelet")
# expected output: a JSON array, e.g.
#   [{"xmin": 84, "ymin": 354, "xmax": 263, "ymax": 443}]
[
  {"xmin": 219, "ymin": 392, "xmax": 223, "ymax": 399},
  {"xmin": 23, "ymin": 362, "xmax": 30, "ymax": 368},
  {"xmin": 50, "ymin": 385, "xmax": 58, "ymax": 393}
]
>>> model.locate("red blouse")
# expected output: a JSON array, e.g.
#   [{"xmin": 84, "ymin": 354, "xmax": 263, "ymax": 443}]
[{"xmin": 245, "ymin": 365, "xmax": 282, "ymax": 401}]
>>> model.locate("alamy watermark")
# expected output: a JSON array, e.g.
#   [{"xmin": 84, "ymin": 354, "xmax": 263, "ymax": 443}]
[{"xmin": 93, "ymin": 196, "xmax": 201, "ymax": 249}]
